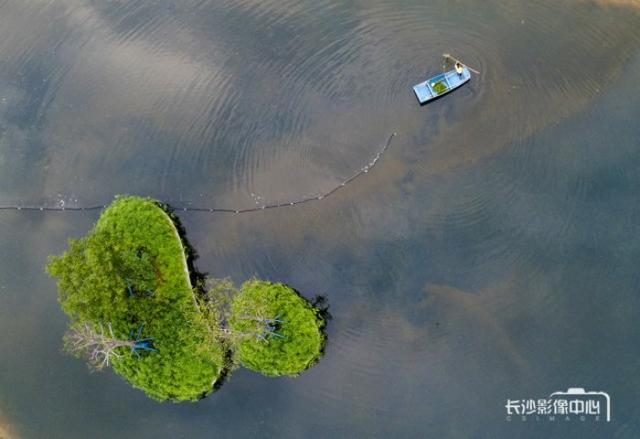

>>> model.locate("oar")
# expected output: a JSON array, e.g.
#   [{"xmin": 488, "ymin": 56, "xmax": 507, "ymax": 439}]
[{"xmin": 442, "ymin": 53, "xmax": 480, "ymax": 74}]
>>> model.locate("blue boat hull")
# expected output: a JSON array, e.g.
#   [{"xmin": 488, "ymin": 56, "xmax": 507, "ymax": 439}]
[{"xmin": 413, "ymin": 67, "xmax": 471, "ymax": 104}]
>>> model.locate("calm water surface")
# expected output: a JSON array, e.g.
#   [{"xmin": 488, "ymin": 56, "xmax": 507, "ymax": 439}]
[{"xmin": 0, "ymin": 1, "xmax": 639, "ymax": 438}]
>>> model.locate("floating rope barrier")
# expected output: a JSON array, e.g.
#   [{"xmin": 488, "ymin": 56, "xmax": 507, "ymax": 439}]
[{"xmin": 0, "ymin": 132, "xmax": 397, "ymax": 215}]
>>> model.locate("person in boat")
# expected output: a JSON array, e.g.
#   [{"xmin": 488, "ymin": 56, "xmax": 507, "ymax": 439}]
[{"xmin": 455, "ymin": 61, "xmax": 464, "ymax": 75}]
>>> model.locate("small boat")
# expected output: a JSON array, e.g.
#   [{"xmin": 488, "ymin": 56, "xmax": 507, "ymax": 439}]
[{"xmin": 413, "ymin": 66, "xmax": 471, "ymax": 104}]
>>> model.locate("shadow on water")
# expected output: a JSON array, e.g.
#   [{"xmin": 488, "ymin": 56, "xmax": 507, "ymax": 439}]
[
  {"xmin": 159, "ymin": 202, "xmax": 232, "ymax": 397},
  {"xmin": 311, "ymin": 294, "xmax": 333, "ymax": 324},
  {"xmin": 161, "ymin": 202, "xmax": 208, "ymax": 290},
  {"xmin": 161, "ymin": 202, "xmax": 236, "ymax": 396},
  {"xmin": 304, "ymin": 292, "xmax": 332, "ymax": 362}
]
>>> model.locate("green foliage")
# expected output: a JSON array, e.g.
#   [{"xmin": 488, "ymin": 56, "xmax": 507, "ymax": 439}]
[
  {"xmin": 431, "ymin": 79, "xmax": 447, "ymax": 95},
  {"xmin": 47, "ymin": 196, "xmax": 225, "ymax": 401},
  {"xmin": 229, "ymin": 280, "xmax": 325, "ymax": 376},
  {"xmin": 48, "ymin": 196, "xmax": 328, "ymax": 399}
]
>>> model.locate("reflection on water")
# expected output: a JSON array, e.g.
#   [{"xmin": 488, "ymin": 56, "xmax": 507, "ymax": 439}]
[
  {"xmin": 1, "ymin": 0, "xmax": 638, "ymax": 208},
  {"xmin": 423, "ymin": 283, "xmax": 529, "ymax": 373},
  {"xmin": 0, "ymin": 409, "xmax": 19, "ymax": 439},
  {"xmin": 0, "ymin": 0, "xmax": 640, "ymax": 438}
]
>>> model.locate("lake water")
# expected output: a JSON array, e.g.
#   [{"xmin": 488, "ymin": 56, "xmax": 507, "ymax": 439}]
[{"xmin": 1, "ymin": 1, "xmax": 639, "ymax": 438}]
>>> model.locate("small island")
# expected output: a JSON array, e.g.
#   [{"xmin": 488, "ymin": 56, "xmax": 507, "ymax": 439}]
[
  {"xmin": 47, "ymin": 196, "xmax": 326, "ymax": 401},
  {"xmin": 229, "ymin": 280, "xmax": 325, "ymax": 376},
  {"xmin": 47, "ymin": 196, "xmax": 226, "ymax": 400}
]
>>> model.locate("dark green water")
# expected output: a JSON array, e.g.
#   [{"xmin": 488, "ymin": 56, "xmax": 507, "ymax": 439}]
[{"xmin": 0, "ymin": 1, "xmax": 639, "ymax": 438}]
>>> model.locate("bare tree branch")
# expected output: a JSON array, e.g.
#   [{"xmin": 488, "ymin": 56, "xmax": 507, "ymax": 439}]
[{"xmin": 64, "ymin": 322, "xmax": 158, "ymax": 370}]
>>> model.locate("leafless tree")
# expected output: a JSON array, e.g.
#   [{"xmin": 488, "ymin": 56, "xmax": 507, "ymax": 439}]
[
  {"xmin": 64, "ymin": 322, "xmax": 137, "ymax": 370},
  {"xmin": 220, "ymin": 315, "xmax": 285, "ymax": 342}
]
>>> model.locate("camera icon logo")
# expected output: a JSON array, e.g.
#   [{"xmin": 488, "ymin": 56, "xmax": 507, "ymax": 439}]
[{"xmin": 548, "ymin": 388, "xmax": 610, "ymax": 422}]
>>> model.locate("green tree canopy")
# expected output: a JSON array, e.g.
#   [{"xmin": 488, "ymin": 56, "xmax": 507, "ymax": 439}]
[
  {"xmin": 48, "ymin": 195, "xmax": 327, "ymax": 400},
  {"xmin": 48, "ymin": 196, "xmax": 226, "ymax": 401},
  {"xmin": 228, "ymin": 280, "xmax": 325, "ymax": 376}
]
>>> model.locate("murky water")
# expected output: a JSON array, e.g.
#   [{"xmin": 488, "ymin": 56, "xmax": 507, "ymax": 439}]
[{"xmin": 0, "ymin": 1, "xmax": 639, "ymax": 438}]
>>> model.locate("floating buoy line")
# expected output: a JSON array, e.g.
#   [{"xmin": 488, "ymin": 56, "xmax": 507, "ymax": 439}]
[{"xmin": 0, "ymin": 132, "xmax": 397, "ymax": 215}]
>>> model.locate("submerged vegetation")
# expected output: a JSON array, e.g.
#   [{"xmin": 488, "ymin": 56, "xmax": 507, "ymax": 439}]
[{"xmin": 47, "ymin": 195, "xmax": 326, "ymax": 401}]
